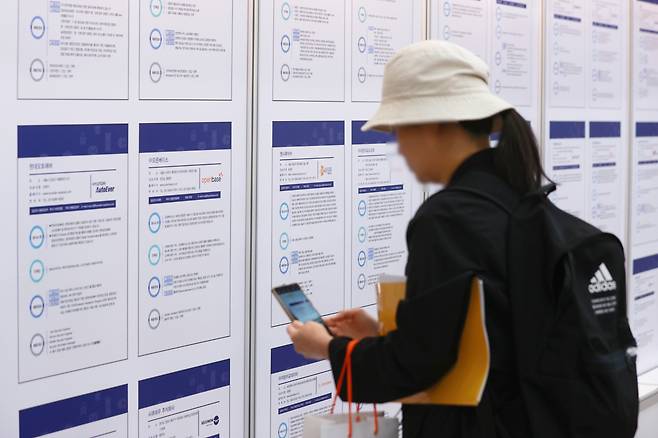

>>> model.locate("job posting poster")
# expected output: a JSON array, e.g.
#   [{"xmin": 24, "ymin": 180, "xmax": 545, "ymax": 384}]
[
  {"xmin": 270, "ymin": 344, "xmax": 335, "ymax": 438},
  {"xmin": 351, "ymin": 0, "xmax": 413, "ymax": 102},
  {"xmin": 489, "ymin": 0, "xmax": 533, "ymax": 107},
  {"xmin": 139, "ymin": 0, "xmax": 233, "ymax": 100},
  {"xmin": 272, "ymin": 0, "xmax": 346, "ymax": 101},
  {"xmin": 138, "ymin": 122, "xmax": 231, "ymax": 355},
  {"xmin": 546, "ymin": 121, "xmax": 586, "ymax": 218},
  {"xmin": 271, "ymin": 121, "xmax": 345, "ymax": 326},
  {"xmin": 436, "ymin": 0, "xmax": 489, "ymax": 60},
  {"xmin": 17, "ymin": 124, "xmax": 128, "ymax": 383},
  {"xmin": 351, "ymin": 122, "xmax": 412, "ymax": 307},
  {"xmin": 19, "ymin": 385, "xmax": 128, "ymax": 438},
  {"xmin": 547, "ymin": 0, "xmax": 586, "ymax": 108},
  {"xmin": 634, "ymin": 0, "xmax": 658, "ymax": 111},
  {"xmin": 589, "ymin": 122, "xmax": 624, "ymax": 235},
  {"xmin": 18, "ymin": 0, "xmax": 129, "ymax": 99},
  {"xmin": 589, "ymin": 0, "xmax": 623, "ymax": 109},
  {"xmin": 138, "ymin": 360, "xmax": 230, "ymax": 438}
]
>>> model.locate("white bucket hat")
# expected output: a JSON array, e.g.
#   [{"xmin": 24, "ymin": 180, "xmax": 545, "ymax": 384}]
[{"xmin": 362, "ymin": 40, "xmax": 513, "ymax": 132}]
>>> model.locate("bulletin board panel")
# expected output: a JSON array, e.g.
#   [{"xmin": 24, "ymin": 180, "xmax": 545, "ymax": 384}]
[
  {"xmin": 630, "ymin": 0, "xmax": 658, "ymax": 374},
  {"xmin": 0, "ymin": 0, "xmax": 251, "ymax": 436},
  {"xmin": 252, "ymin": 1, "xmax": 426, "ymax": 437}
]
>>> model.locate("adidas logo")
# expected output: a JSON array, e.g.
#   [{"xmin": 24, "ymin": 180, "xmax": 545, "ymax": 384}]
[{"xmin": 588, "ymin": 263, "xmax": 617, "ymax": 294}]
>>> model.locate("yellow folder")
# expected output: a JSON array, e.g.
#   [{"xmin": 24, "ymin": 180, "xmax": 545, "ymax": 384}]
[{"xmin": 376, "ymin": 276, "xmax": 490, "ymax": 406}]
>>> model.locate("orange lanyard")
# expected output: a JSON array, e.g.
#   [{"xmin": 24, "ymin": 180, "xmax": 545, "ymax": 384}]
[{"xmin": 330, "ymin": 339, "xmax": 379, "ymax": 437}]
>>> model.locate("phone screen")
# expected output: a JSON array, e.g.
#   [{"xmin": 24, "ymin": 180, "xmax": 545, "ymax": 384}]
[
  {"xmin": 277, "ymin": 287, "xmax": 323, "ymax": 324},
  {"xmin": 272, "ymin": 284, "xmax": 332, "ymax": 335}
]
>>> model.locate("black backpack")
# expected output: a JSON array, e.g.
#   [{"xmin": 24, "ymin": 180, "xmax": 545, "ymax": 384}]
[{"xmin": 448, "ymin": 171, "xmax": 639, "ymax": 438}]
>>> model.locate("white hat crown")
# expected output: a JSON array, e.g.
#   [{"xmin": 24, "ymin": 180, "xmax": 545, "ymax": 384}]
[
  {"xmin": 363, "ymin": 40, "xmax": 513, "ymax": 132},
  {"xmin": 382, "ymin": 40, "xmax": 491, "ymax": 101}
]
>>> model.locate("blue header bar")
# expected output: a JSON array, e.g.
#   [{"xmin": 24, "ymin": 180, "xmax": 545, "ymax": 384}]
[
  {"xmin": 640, "ymin": 28, "xmax": 658, "ymax": 34},
  {"xmin": 553, "ymin": 164, "xmax": 580, "ymax": 171},
  {"xmin": 351, "ymin": 121, "xmax": 394, "ymax": 144},
  {"xmin": 31, "ymin": 200, "xmax": 116, "ymax": 215},
  {"xmin": 593, "ymin": 21, "xmax": 618, "ymax": 30},
  {"xmin": 634, "ymin": 254, "xmax": 658, "ymax": 275},
  {"xmin": 149, "ymin": 191, "xmax": 221, "ymax": 204},
  {"xmin": 497, "ymin": 0, "xmax": 527, "ymax": 8},
  {"xmin": 639, "ymin": 0, "xmax": 658, "ymax": 5},
  {"xmin": 19, "ymin": 385, "xmax": 128, "ymax": 438},
  {"xmin": 550, "ymin": 121, "xmax": 585, "ymax": 139},
  {"xmin": 358, "ymin": 184, "xmax": 404, "ymax": 194},
  {"xmin": 636, "ymin": 122, "xmax": 658, "ymax": 137},
  {"xmin": 18, "ymin": 124, "xmax": 128, "ymax": 158},
  {"xmin": 271, "ymin": 344, "xmax": 320, "ymax": 374},
  {"xmin": 139, "ymin": 122, "xmax": 231, "ymax": 153},
  {"xmin": 554, "ymin": 14, "xmax": 581, "ymax": 23},
  {"xmin": 278, "ymin": 393, "xmax": 332, "ymax": 415},
  {"xmin": 593, "ymin": 162, "xmax": 616, "ymax": 168},
  {"xmin": 139, "ymin": 360, "xmax": 230, "ymax": 409},
  {"xmin": 590, "ymin": 122, "xmax": 621, "ymax": 138},
  {"xmin": 272, "ymin": 121, "xmax": 344, "ymax": 147},
  {"xmin": 281, "ymin": 181, "xmax": 334, "ymax": 192}
]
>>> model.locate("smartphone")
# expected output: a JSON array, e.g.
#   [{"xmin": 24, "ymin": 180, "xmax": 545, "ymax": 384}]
[{"xmin": 272, "ymin": 283, "xmax": 333, "ymax": 335}]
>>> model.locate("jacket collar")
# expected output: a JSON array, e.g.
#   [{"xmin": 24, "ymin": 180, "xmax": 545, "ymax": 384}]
[{"xmin": 447, "ymin": 147, "xmax": 496, "ymax": 187}]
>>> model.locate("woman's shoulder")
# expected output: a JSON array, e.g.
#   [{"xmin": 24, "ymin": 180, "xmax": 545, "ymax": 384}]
[
  {"xmin": 414, "ymin": 183, "xmax": 507, "ymax": 222},
  {"xmin": 406, "ymin": 182, "xmax": 509, "ymax": 249}
]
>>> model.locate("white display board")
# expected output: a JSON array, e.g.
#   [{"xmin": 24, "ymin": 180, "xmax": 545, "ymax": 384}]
[
  {"xmin": 4, "ymin": 1, "xmax": 658, "ymax": 436},
  {"xmin": 1, "ymin": 0, "xmax": 249, "ymax": 436},
  {"xmin": 630, "ymin": 0, "xmax": 658, "ymax": 374},
  {"xmin": 430, "ymin": 0, "xmax": 542, "ymax": 136},
  {"xmin": 254, "ymin": 1, "xmax": 425, "ymax": 437},
  {"xmin": 543, "ymin": 0, "xmax": 630, "ymax": 244}
]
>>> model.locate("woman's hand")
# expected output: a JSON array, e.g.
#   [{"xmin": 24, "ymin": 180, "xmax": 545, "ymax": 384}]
[
  {"xmin": 325, "ymin": 308, "xmax": 379, "ymax": 340},
  {"xmin": 287, "ymin": 321, "xmax": 333, "ymax": 360}
]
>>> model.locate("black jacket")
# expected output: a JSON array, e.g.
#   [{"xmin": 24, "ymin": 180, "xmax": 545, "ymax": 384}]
[{"xmin": 329, "ymin": 148, "xmax": 530, "ymax": 438}]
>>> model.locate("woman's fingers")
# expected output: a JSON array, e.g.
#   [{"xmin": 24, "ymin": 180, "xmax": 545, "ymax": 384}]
[
  {"xmin": 286, "ymin": 320, "xmax": 303, "ymax": 339},
  {"xmin": 286, "ymin": 321, "xmax": 332, "ymax": 360},
  {"xmin": 326, "ymin": 308, "xmax": 360, "ymax": 324},
  {"xmin": 327, "ymin": 324, "xmax": 348, "ymax": 337}
]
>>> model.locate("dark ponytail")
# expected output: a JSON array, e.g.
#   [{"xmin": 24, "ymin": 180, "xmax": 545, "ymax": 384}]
[{"xmin": 460, "ymin": 109, "xmax": 549, "ymax": 194}]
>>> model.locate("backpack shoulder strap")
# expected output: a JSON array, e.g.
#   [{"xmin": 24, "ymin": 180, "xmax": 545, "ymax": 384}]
[{"xmin": 442, "ymin": 170, "xmax": 520, "ymax": 215}]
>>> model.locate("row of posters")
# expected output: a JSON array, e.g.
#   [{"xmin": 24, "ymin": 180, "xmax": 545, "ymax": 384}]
[{"xmin": 1, "ymin": 1, "xmax": 657, "ymax": 437}]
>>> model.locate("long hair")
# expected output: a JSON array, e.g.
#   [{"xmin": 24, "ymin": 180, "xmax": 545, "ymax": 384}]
[{"xmin": 460, "ymin": 109, "xmax": 548, "ymax": 194}]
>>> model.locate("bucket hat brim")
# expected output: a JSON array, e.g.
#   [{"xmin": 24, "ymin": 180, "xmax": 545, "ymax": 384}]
[{"xmin": 362, "ymin": 91, "xmax": 513, "ymax": 133}]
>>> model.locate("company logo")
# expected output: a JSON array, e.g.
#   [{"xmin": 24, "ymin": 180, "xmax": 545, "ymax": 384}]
[
  {"xmin": 588, "ymin": 263, "xmax": 617, "ymax": 293},
  {"xmin": 201, "ymin": 415, "xmax": 220, "ymax": 426},
  {"xmin": 201, "ymin": 172, "xmax": 223, "ymax": 184},
  {"xmin": 93, "ymin": 180, "xmax": 115, "ymax": 193}
]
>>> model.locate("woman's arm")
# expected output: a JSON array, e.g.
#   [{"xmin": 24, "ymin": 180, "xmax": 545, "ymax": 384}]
[
  {"xmin": 329, "ymin": 271, "xmax": 472, "ymax": 403},
  {"xmin": 329, "ymin": 213, "xmax": 475, "ymax": 403},
  {"xmin": 288, "ymin": 212, "xmax": 479, "ymax": 403}
]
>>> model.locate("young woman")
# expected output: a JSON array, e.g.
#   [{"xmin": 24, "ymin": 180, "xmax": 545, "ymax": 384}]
[{"xmin": 287, "ymin": 40, "xmax": 545, "ymax": 437}]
